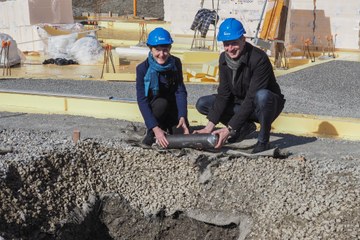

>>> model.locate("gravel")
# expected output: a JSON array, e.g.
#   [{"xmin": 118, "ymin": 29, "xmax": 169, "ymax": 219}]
[
  {"xmin": 278, "ymin": 60, "xmax": 360, "ymax": 118},
  {"xmin": 1, "ymin": 60, "xmax": 360, "ymax": 239},
  {"xmin": 1, "ymin": 127, "xmax": 360, "ymax": 239},
  {"xmin": 0, "ymin": 78, "xmax": 216, "ymax": 105},
  {"xmin": 1, "ymin": 60, "xmax": 359, "ymax": 118}
]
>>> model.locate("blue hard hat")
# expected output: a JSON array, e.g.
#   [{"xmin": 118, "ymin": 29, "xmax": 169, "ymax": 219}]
[
  {"xmin": 217, "ymin": 18, "xmax": 246, "ymax": 42},
  {"xmin": 146, "ymin": 27, "xmax": 173, "ymax": 46}
]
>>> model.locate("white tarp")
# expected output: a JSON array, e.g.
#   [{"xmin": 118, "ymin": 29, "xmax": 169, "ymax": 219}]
[{"xmin": 0, "ymin": 33, "xmax": 23, "ymax": 66}]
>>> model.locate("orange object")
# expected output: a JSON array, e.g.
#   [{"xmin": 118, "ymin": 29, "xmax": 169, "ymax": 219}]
[
  {"xmin": 133, "ymin": 0, "xmax": 137, "ymax": 17},
  {"xmin": 260, "ymin": 0, "xmax": 284, "ymax": 40},
  {"xmin": 304, "ymin": 38, "xmax": 312, "ymax": 46}
]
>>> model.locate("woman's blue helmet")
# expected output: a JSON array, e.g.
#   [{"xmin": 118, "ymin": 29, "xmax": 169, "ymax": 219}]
[
  {"xmin": 217, "ymin": 18, "xmax": 246, "ymax": 42},
  {"xmin": 147, "ymin": 27, "xmax": 173, "ymax": 46}
]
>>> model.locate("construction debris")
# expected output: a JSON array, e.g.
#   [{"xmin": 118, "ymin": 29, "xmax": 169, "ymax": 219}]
[
  {"xmin": 1, "ymin": 40, "xmax": 11, "ymax": 76},
  {"xmin": 0, "ymin": 33, "xmax": 21, "ymax": 69},
  {"xmin": 100, "ymin": 44, "xmax": 116, "ymax": 79}
]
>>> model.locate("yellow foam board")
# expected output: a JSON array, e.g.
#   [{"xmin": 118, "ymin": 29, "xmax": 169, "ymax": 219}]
[
  {"xmin": 207, "ymin": 65, "xmax": 218, "ymax": 77},
  {"xmin": 201, "ymin": 64, "xmax": 209, "ymax": 73},
  {"xmin": 182, "ymin": 51, "xmax": 220, "ymax": 64},
  {"xmin": 1, "ymin": 92, "xmax": 360, "ymax": 141}
]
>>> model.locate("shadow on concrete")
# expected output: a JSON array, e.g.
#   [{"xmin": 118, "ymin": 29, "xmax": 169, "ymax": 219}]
[
  {"xmin": 270, "ymin": 132, "xmax": 317, "ymax": 150},
  {"xmin": 0, "ymin": 113, "xmax": 28, "ymax": 119}
]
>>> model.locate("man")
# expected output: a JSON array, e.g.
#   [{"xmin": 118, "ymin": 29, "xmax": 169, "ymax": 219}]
[{"xmin": 194, "ymin": 18, "xmax": 285, "ymax": 153}]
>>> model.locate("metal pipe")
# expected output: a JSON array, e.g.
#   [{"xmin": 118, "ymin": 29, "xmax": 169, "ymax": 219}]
[
  {"xmin": 165, "ymin": 134, "xmax": 219, "ymax": 149},
  {"xmin": 254, "ymin": 0, "xmax": 268, "ymax": 45}
]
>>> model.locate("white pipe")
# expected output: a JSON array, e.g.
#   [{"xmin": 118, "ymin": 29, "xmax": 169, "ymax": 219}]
[{"xmin": 115, "ymin": 46, "xmax": 149, "ymax": 60}]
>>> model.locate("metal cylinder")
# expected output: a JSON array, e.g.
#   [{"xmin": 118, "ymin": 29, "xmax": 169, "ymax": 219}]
[{"xmin": 165, "ymin": 134, "xmax": 219, "ymax": 149}]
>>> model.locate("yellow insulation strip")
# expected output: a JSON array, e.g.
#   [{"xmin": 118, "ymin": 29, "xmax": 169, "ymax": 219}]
[{"xmin": 1, "ymin": 92, "xmax": 360, "ymax": 141}]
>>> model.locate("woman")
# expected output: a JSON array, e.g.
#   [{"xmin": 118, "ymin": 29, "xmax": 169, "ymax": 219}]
[{"xmin": 136, "ymin": 27, "xmax": 189, "ymax": 148}]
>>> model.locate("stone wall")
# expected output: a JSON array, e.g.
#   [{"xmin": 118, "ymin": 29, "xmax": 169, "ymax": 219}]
[{"xmin": 72, "ymin": 0, "xmax": 164, "ymax": 19}]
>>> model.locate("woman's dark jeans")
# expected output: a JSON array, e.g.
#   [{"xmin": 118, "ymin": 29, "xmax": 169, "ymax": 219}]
[
  {"xmin": 151, "ymin": 97, "xmax": 188, "ymax": 134},
  {"xmin": 195, "ymin": 89, "xmax": 285, "ymax": 143}
]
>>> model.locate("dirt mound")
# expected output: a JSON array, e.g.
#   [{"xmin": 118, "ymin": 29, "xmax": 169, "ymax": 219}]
[
  {"xmin": 0, "ymin": 139, "xmax": 238, "ymax": 239},
  {"xmin": 1, "ymin": 127, "xmax": 360, "ymax": 239}
]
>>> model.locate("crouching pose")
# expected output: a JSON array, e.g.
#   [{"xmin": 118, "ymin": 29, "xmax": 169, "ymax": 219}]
[
  {"xmin": 194, "ymin": 18, "xmax": 285, "ymax": 153},
  {"xmin": 136, "ymin": 27, "xmax": 189, "ymax": 148}
]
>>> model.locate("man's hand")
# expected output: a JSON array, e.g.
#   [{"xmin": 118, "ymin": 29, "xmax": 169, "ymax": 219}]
[
  {"xmin": 177, "ymin": 117, "xmax": 189, "ymax": 134},
  {"xmin": 153, "ymin": 126, "xmax": 169, "ymax": 148},
  {"xmin": 212, "ymin": 127, "xmax": 231, "ymax": 149},
  {"xmin": 193, "ymin": 121, "xmax": 215, "ymax": 134}
]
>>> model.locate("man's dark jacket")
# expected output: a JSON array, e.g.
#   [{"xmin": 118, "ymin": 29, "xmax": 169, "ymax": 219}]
[{"xmin": 207, "ymin": 42, "xmax": 284, "ymax": 130}]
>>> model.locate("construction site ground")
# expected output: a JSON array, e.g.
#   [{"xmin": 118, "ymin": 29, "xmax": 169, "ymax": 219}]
[
  {"xmin": 1, "ymin": 23, "xmax": 360, "ymax": 239},
  {"xmin": 0, "ymin": 52, "xmax": 360, "ymax": 157},
  {"xmin": 1, "ymin": 54, "xmax": 360, "ymax": 239}
]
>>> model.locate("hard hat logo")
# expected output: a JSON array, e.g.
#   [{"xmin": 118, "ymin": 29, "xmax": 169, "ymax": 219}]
[
  {"xmin": 217, "ymin": 18, "xmax": 246, "ymax": 42},
  {"xmin": 147, "ymin": 27, "xmax": 173, "ymax": 46}
]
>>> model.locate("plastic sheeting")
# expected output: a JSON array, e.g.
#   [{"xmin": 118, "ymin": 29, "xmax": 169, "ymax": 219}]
[
  {"xmin": 37, "ymin": 23, "xmax": 103, "ymax": 65},
  {"xmin": 69, "ymin": 35, "xmax": 104, "ymax": 65},
  {"xmin": 0, "ymin": 33, "xmax": 23, "ymax": 67},
  {"xmin": 45, "ymin": 34, "xmax": 103, "ymax": 65}
]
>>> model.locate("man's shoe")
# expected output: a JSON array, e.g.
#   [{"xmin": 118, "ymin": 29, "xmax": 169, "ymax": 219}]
[
  {"xmin": 141, "ymin": 129, "xmax": 155, "ymax": 146},
  {"xmin": 228, "ymin": 122, "xmax": 257, "ymax": 143},
  {"xmin": 251, "ymin": 141, "xmax": 271, "ymax": 154}
]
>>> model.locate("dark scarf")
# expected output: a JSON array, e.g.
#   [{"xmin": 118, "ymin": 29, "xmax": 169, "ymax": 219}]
[
  {"xmin": 144, "ymin": 52, "xmax": 177, "ymax": 97},
  {"xmin": 225, "ymin": 52, "xmax": 242, "ymax": 86}
]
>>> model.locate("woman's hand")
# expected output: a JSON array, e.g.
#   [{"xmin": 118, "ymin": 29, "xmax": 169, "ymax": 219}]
[
  {"xmin": 153, "ymin": 126, "xmax": 169, "ymax": 148},
  {"xmin": 177, "ymin": 117, "xmax": 189, "ymax": 134},
  {"xmin": 212, "ymin": 127, "xmax": 230, "ymax": 149}
]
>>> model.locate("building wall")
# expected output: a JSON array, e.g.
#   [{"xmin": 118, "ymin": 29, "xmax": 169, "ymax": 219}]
[
  {"xmin": 1, "ymin": 0, "xmax": 359, "ymax": 51},
  {"xmin": 164, "ymin": 0, "xmax": 360, "ymax": 50},
  {"xmin": 0, "ymin": 0, "xmax": 74, "ymax": 51},
  {"xmin": 288, "ymin": 1, "xmax": 360, "ymax": 50}
]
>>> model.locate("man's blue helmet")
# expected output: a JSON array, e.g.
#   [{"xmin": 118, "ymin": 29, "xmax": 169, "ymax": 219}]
[
  {"xmin": 217, "ymin": 18, "xmax": 246, "ymax": 42},
  {"xmin": 146, "ymin": 27, "xmax": 173, "ymax": 46}
]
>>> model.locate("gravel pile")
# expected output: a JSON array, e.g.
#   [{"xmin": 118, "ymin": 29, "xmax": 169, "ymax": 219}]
[{"xmin": 1, "ymin": 128, "xmax": 360, "ymax": 239}]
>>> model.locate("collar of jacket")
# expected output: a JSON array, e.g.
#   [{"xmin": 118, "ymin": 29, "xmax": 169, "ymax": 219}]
[{"xmin": 220, "ymin": 42, "xmax": 252, "ymax": 67}]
